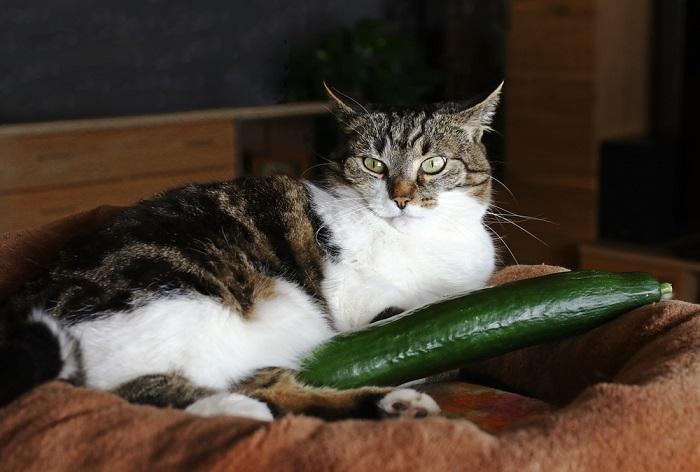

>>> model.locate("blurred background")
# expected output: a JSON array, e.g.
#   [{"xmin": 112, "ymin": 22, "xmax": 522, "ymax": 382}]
[{"xmin": 1, "ymin": 1, "xmax": 698, "ymax": 300}]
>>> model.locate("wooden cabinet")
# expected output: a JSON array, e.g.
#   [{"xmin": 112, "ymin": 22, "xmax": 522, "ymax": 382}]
[
  {"xmin": 0, "ymin": 121, "xmax": 236, "ymax": 192},
  {"xmin": 500, "ymin": 0, "xmax": 652, "ymax": 267},
  {"xmin": 0, "ymin": 102, "xmax": 326, "ymax": 233}
]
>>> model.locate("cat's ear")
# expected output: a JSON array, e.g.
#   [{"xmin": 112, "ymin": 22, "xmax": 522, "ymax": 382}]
[
  {"xmin": 324, "ymin": 82, "xmax": 356, "ymax": 116},
  {"xmin": 323, "ymin": 83, "xmax": 366, "ymax": 130},
  {"xmin": 452, "ymin": 82, "xmax": 503, "ymax": 141}
]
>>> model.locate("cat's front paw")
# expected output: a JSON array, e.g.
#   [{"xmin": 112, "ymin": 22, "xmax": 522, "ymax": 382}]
[
  {"xmin": 379, "ymin": 388, "xmax": 440, "ymax": 419},
  {"xmin": 185, "ymin": 393, "xmax": 274, "ymax": 421}
]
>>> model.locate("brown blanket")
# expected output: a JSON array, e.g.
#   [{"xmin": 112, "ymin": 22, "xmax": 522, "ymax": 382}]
[{"xmin": 1, "ymin": 208, "xmax": 699, "ymax": 471}]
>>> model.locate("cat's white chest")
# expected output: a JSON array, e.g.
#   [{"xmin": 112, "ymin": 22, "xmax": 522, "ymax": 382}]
[{"xmin": 315, "ymin": 189, "xmax": 495, "ymax": 330}]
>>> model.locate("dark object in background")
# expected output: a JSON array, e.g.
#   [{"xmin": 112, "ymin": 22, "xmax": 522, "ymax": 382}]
[
  {"xmin": 598, "ymin": 0, "xmax": 698, "ymax": 255},
  {"xmin": 599, "ymin": 140, "xmax": 679, "ymax": 244},
  {"xmin": 285, "ymin": 19, "xmax": 440, "ymax": 104}
]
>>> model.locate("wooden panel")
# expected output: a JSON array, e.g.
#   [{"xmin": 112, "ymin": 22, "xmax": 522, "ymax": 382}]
[
  {"xmin": 502, "ymin": 0, "xmax": 655, "ymax": 268},
  {"xmin": 507, "ymin": 1, "xmax": 595, "ymax": 80},
  {"xmin": 595, "ymin": 0, "xmax": 651, "ymax": 139},
  {"xmin": 505, "ymin": 77, "xmax": 597, "ymax": 189},
  {"xmin": 0, "ymin": 102, "xmax": 327, "ymax": 137},
  {"xmin": 503, "ymin": 0, "xmax": 598, "ymax": 268},
  {"xmin": 0, "ymin": 121, "xmax": 235, "ymax": 192},
  {"xmin": 0, "ymin": 167, "xmax": 233, "ymax": 233}
]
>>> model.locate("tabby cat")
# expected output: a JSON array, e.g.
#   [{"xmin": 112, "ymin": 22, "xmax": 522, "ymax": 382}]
[{"xmin": 0, "ymin": 84, "xmax": 501, "ymax": 421}]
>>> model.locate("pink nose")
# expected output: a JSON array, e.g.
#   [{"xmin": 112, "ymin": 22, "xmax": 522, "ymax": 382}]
[{"xmin": 393, "ymin": 197, "xmax": 410, "ymax": 210}]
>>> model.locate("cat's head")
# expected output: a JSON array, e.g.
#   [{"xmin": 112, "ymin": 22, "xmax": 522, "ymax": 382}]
[{"xmin": 322, "ymin": 83, "xmax": 501, "ymax": 220}]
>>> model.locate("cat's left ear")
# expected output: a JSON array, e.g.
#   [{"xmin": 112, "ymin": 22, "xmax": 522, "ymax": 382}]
[{"xmin": 452, "ymin": 82, "xmax": 503, "ymax": 141}]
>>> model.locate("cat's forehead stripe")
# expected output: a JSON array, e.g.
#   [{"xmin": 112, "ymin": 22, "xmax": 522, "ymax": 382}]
[
  {"xmin": 370, "ymin": 111, "xmax": 432, "ymax": 157},
  {"xmin": 408, "ymin": 112, "xmax": 430, "ymax": 148}
]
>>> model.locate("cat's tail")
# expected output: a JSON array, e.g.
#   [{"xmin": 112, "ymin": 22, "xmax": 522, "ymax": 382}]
[{"xmin": 0, "ymin": 309, "xmax": 80, "ymax": 406}]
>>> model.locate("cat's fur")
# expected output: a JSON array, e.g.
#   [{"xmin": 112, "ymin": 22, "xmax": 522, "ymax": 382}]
[{"xmin": 0, "ymin": 84, "xmax": 501, "ymax": 420}]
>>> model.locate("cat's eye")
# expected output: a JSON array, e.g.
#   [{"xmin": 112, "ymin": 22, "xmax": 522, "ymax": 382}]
[
  {"xmin": 363, "ymin": 157, "xmax": 386, "ymax": 174},
  {"xmin": 421, "ymin": 156, "xmax": 447, "ymax": 174}
]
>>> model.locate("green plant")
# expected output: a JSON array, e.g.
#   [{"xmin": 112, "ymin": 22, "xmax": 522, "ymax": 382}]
[{"xmin": 285, "ymin": 19, "xmax": 440, "ymax": 104}]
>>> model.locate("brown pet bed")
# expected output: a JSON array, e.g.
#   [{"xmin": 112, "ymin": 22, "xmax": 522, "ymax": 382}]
[{"xmin": 1, "ymin": 207, "xmax": 699, "ymax": 471}]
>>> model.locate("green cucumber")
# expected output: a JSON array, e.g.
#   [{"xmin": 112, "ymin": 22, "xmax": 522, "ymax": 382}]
[{"xmin": 297, "ymin": 270, "xmax": 671, "ymax": 389}]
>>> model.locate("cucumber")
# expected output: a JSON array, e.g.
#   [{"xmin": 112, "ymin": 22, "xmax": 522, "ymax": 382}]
[{"xmin": 297, "ymin": 270, "xmax": 672, "ymax": 389}]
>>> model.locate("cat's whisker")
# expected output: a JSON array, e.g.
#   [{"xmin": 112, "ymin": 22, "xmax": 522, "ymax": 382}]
[
  {"xmin": 433, "ymin": 208, "xmax": 517, "ymax": 264},
  {"xmin": 313, "ymin": 151, "xmax": 334, "ymax": 164},
  {"xmin": 485, "ymin": 224, "xmax": 519, "ymax": 265},
  {"xmin": 485, "ymin": 211, "xmax": 548, "ymax": 247},
  {"xmin": 319, "ymin": 200, "xmax": 367, "ymax": 214},
  {"xmin": 329, "ymin": 205, "xmax": 368, "ymax": 219},
  {"xmin": 326, "ymin": 199, "xmax": 367, "ymax": 206},
  {"xmin": 220, "ymin": 228, "xmax": 233, "ymax": 249},
  {"xmin": 485, "ymin": 212, "xmax": 543, "ymax": 225},
  {"xmin": 301, "ymin": 162, "xmax": 334, "ymax": 179},
  {"xmin": 488, "ymin": 175, "xmax": 516, "ymax": 200},
  {"xmin": 488, "ymin": 204, "xmax": 552, "ymax": 224},
  {"xmin": 188, "ymin": 245, "xmax": 213, "ymax": 258}
]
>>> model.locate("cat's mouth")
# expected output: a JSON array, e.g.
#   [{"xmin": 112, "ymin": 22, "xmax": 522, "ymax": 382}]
[
  {"xmin": 369, "ymin": 200, "xmax": 433, "ymax": 221},
  {"xmin": 387, "ymin": 205, "xmax": 433, "ymax": 221}
]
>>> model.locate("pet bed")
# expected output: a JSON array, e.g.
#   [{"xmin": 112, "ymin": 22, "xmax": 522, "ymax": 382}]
[{"xmin": 1, "ymin": 207, "xmax": 698, "ymax": 470}]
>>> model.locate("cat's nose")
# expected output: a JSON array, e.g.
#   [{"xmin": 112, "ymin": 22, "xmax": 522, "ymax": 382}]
[
  {"xmin": 389, "ymin": 179, "xmax": 416, "ymax": 210},
  {"xmin": 393, "ymin": 197, "xmax": 410, "ymax": 209}
]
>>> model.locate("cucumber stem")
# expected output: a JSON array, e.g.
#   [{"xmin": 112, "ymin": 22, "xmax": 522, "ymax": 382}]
[{"xmin": 660, "ymin": 282, "xmax": 673, "ymax": 300}]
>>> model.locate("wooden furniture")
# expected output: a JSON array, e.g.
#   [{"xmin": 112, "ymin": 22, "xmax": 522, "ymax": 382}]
[
  {"xmin": 500, "ymin": 0, "xmax": 652, "ymax": 267},
  {"xmin": 580, "ymin": 242, "xmax": 700, "ymax": 303},
  {"xmin": 0, "ymin": 102, "xmax": 327, "ymax": 233}
]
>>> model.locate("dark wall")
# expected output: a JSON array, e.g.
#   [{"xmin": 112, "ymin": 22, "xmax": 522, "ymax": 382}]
[{"xmin": 0, "ymin": 0, "xmax": 383, "ymax": 123}]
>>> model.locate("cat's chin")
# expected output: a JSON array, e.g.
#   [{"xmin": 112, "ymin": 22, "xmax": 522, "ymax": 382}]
[
  {"xmin": 370, "ymin": 206, "xmax": 433, "ymax": 228},
  {"xmin": 384, "ymin": 211, "xmax": 433, "ymax": 231},
  {"xmin": 387, "ymin": 215, "xmax": 422, "ymax": 231}
]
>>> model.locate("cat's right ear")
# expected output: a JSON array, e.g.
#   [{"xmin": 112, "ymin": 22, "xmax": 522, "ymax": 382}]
[{"xmin": 323, "ymin": 83, "xmax": 363, "ymax": 129}]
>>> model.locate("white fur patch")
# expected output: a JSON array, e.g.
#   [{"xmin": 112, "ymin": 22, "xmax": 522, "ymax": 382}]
[
  {"xmin": 307, "ymin": 183, "xmax": 494, "ymax": 330},
  {"xmin": 29, "ymin": 309, "xmax": 80, "ymax": 380},
  {"xmin": 68, "ymin": 278, "xmax": 334, "ymax": 390},
  {"xmin": 185, "ymin": 392, "xmax": 273, "ymax": 421},
  {"xmin": 379, "ymin": 388, "xmax": 441, "ymax": 417}
]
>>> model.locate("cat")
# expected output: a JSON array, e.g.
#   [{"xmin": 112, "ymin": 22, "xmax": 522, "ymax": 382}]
[{"xmin": 0, "ymin": 83, "xmax": 501, "ymax": 421}]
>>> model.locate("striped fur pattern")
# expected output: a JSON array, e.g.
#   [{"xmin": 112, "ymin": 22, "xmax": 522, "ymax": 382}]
[{"xmin": 0, "ymin": 85, "xmax": 501, "ymax": 420}]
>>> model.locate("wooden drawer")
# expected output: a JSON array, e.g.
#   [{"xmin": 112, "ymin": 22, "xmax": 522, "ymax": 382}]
[
  {"xmin": 0, "ymin": 167, "xmax": 233, "ymax": 233},
  {"xmin": 0, "ymin": 121, "xmax": 235, "ymax": 192}
]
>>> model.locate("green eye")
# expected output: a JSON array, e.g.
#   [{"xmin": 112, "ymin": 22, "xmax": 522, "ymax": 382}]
[
  {"xmin": 363, "ymin": 157, "xmax": 386, "ymax": 174},
  {"xmin": 421, "ymin": 156, "xmax": 447, "ymax": 174}
]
